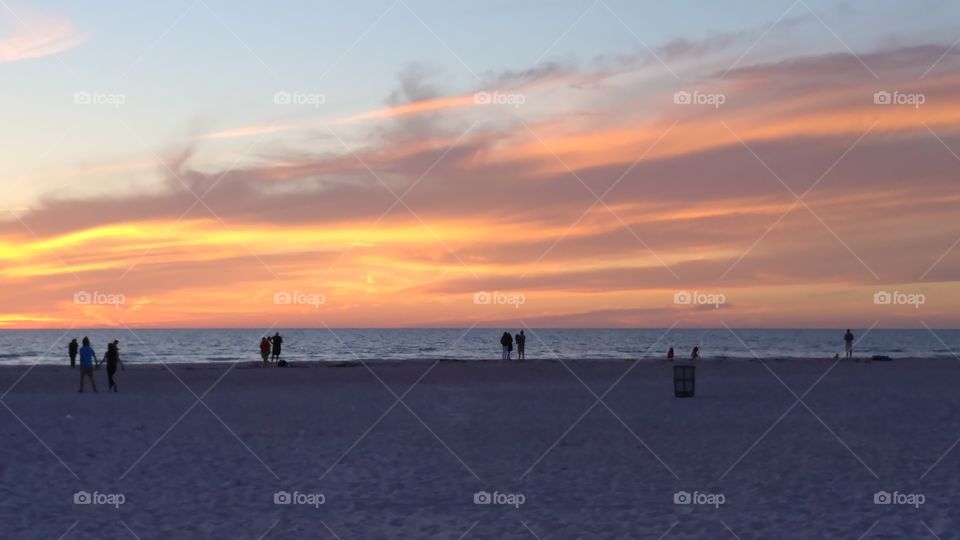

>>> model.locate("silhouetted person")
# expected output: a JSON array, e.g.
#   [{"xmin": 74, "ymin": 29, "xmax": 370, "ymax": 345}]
[
  {"xmin": 500, "ymin": 332, "xmax": 513, "ymax": 360},
  {"xmin": 844, "ymin": 329, "xmax": 855, "ymax": 360},
  {"xmin": 691, "ymin": 346, "xmax": 700, "ymax": 360},
  {"xmin": 68, "ymin": 338, "xmax": 79, "ymax": 368},
  {"xmin": 667, "ymin": 347, "xmax": 674, "ymax": 360},
  {"xmin": 515, "ymin": 331, "xmax": 526, "ymax": 360},
  {"xmin": 78, "ymin": 337, "xmax": 98, "ymax": 393},
  {"xmin": 98, "ymin": 340, "xmax": 124, "ymax": 392},
  {"xmin": 259, "ymin": 337, "xmax": 271, "ymax": 364},
  {"xmin": 271, "ymin": 333, "xmax": 283, "ymax": 362}
]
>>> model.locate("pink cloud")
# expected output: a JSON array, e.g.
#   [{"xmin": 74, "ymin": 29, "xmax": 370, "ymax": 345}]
[{"xmin": 0, "ymin": 4, "xmax": 88, "ymax": 63}]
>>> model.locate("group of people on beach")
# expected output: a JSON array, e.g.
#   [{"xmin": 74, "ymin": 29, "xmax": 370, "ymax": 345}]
[
  {"xmin": 499, "ymin": 331, "xmax": 526, "ymax": 360},
  {"xmin": 666, "ymin": 346, "xmax": 700, "ymax": 360},
  {"xmin": 258, "ymin": 333, "xmax": 285, "ymax": 366},
  {"xmin": 664, "ymin": 329, "xmax": 859, "ymax": 361},
  {"xmin": 63, "ymin": 329, "xmax": 861, "ymax": 376},
  {"xmin": 68, "ymin": 337, "xmax": 124, "ymax": 393}
]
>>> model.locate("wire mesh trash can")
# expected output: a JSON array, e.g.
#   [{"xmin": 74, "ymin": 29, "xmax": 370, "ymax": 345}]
[{"xmin": 673, "ymin": 365, "xmax": 695, "ymax": 398}]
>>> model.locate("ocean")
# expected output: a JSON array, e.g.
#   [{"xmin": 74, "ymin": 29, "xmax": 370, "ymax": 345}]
[{"xmin": 0, "ymin": 328, "xmax": 957, "ymax": 365}]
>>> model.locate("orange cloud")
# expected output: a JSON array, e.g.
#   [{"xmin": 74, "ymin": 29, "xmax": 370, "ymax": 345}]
[{"xmin": 5, "ymin": 44, "xmax": 960, "ymax": 328}]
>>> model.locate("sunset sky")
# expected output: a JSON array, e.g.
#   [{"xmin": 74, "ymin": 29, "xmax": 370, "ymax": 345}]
[{"xmin": 2, "ymin": 0, "xmax": 959, "ymax": 328}]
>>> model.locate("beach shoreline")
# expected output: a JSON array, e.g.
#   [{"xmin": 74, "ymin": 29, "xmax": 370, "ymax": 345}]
[{"xmin": 0, "ymin": 354, "xmax": 946, "ymax": 371}]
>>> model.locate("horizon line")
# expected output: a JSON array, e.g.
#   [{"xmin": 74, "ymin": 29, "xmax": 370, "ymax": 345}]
[{"xmin": 2, "ymin": 326, "xmax": 958, "ymax": 331}]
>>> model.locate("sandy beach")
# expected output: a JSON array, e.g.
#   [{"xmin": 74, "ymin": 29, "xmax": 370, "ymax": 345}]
[
  {"xmin": 6, "ymin": 0, "xmax": 960, "ymax": 538},
  {"xmin": 1, "ymin": 358, "xmax": 959, "ymax": 539}
]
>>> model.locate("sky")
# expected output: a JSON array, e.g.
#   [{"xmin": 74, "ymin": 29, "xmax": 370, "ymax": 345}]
[{"xmin": 1, "ymin": 0, "xmax": 959, "ymax": 329}]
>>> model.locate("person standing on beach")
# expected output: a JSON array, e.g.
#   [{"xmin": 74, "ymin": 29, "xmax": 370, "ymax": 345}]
[
  {"xmin": 667, "ymin": 347, "xmax": 674, "ymax": 360},
  {"xmin": 844, "ymin": 329, "xmax": 855, "ymax": 360},
  {"xmin": 500, "ymin": 332, "xmax": 512, "ymax": 360},
  {"xmin": 515, "ymin": 331, "xmax": 526, "ymax": 360},
  {"xmin": 271, "ymin": 332, "xmax": 283, "ymax": 362},
  {"xmin": 78, "ymin": 337, "xmax": 98, "ymax": 393},
  {"xmin": 97, "ymin": 340, "xmax": 124, "ymax": 392},
  {"xmin": 691, "ymin": 346, "xmax": 700, "ymax": 360},
  {"xmin": 68, "ymin": 338, "xmax": 79, "ymax": 368},
  {"xmin": 259, "ymin": 337, "xmax": 271, "ymax": 365}
]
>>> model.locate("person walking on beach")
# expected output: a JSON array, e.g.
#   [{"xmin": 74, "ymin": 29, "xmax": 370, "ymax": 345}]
[
  {"xmin": 77, "ymin": 337, "xmax": 98, "ymax": 393},
  {"xmin": 691, "ymin": 346, "xmax": 700, "ymax": 360},
  {"xmin": 844, "ymin": 329, "xmax": 855, "ymax": 360},
  {"xmin": 667, "ymin": 347, "xmax": 674, "ymax": 360},
  {"xmin": 500, "ymin": 332, "xmax": 513, "ymax": 360},
  {"xmin": 68, "ymin": 338, "xmax": 79, "ymax": 368},
  {"xmin": 97, "ymin": 340, "xmax": 124, "ymax": 392},
  {"xmin": 515, "ymin": 331, "xmax": 526, "ymax": 360},
  {"xmin": 271, "ymin": 332, "xmax": 283, "ymax": 362},
  {"xmin": 259, "ymin": 337, "xmax": 271, "ymax": 365}
]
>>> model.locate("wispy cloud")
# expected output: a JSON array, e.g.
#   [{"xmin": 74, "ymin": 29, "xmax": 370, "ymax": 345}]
[
  {"xmin": 0, "ymin": 4, "xmax": 88, "ymax": 62},
  {"xmin": 5, "ymin": 34, "xmax": 960, "ymax": 327}
]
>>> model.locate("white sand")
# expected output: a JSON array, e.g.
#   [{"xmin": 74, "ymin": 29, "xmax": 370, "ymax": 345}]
[{"xmin": 1, "ymin": 358, "xmax": 958, "ymax": 539}]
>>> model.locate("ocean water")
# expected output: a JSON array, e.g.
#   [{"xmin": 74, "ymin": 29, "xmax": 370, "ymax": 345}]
[{"xmin": 0, "ymin": 328, "xmax": 957, "ymax": 365}]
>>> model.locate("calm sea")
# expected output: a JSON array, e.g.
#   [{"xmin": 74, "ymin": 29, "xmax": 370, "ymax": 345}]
[{"xmin": 0, "ymin": 328, "xmax": 957, "ymax": 365}]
